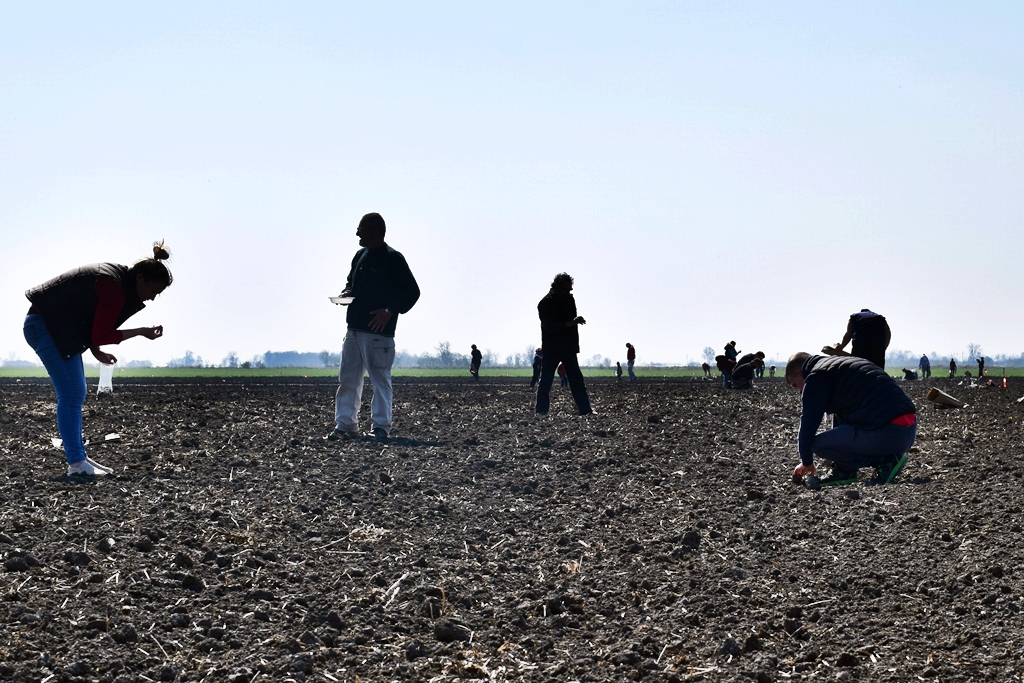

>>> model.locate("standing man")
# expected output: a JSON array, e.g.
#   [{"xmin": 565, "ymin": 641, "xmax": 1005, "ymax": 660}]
[
  {"xmin": 470, "ymin": 344, "xmax": 483, "ymax": 380},
  {"xmin": 625, "ymin": 342, "xmax": 637, "ymax": 381},
  {"xmin": 328, "ymin": 213, "xmax": 420, "ymax": 442},
  {"xmin": 949, "ymin": 358, "xmax": 957, "ymax": 378},
  {"xmin": 724, "ymin": 341, "xmax": 739, "ymax": 362},
  {"xmin": 536, "ymin": 273, "xmax": 593, "ymax": 415},
  {"xmin": 787, "ymin": 352, "xmax": 916, "ymax": 486},
  {"xmin": 835, "ymin": 309, "xmax": 891, "ymax": 369},
  {"xmin": 919, "ymin": 354, "xmax": 931, "ymax": 379},
  {"xmin": 977, "ymin": 356, "xmax": 985, "ymax": 379}
]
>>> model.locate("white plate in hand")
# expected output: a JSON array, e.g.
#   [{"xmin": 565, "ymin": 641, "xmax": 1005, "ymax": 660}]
[{"xmin": 330, "ymin": 296, "xmax": 355, "ymax": 305}]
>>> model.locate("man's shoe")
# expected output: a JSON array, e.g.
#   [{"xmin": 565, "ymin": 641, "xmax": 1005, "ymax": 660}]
[
  {"xmin": 869, "ymin": 454, "xmax": 908, "ymax": 485},
  {"xmin": 819, "ymin": 467, "xmax": 858, "ymax": 486},
  {"xmin": 68, "ymin": 460, "xmax": 107, "ymax": 477},
  {"xmin": 325, "ymin": 429, "xmax": 359, "ymax": 442},
  {"xmin": 85, "ymin": 457, "xmax": 113, "ymax": 475},
  {"xmin": 371, "ymin": 428, "xmax": 388, "ymax": 442}
]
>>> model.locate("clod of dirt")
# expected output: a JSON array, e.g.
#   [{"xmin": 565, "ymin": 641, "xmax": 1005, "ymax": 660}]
[
  {"xmin": 5, "ymin": 557, "xmax": 31, "ymax": 572},
  {"xmin": 180, "ymin": 574, "xmax": 205, "ymax": 592},
  {"xmin": 172, "ymin": 551, "xmax": 195, "ymax": 568},
  {"xmin": 406, "ymin": 639, "xmax": 429, "ymax": 660},
  {"xmin": 835, "ymin": 652, "xmax": 858, "ymax": 667},
  {"xmin": 719, "ymin": 638, "xmax": 742, "ymax": 656},
  {"xmin": 97, "ymin": 537, "xmax": 115, "ymax": 552},
  {"xmin": 111, "ymin": 624, "xmax": 139, "ymax": 644},
  {"xmin": 64, "ymin": 551, "xmax": 91, "ymax": 567},
  {"xmin": 434, "ymin": 619, "xmax": 472, "ymax": 642}
]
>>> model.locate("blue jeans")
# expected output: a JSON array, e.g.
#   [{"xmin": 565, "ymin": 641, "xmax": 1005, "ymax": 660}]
[
  {"xmin": 812, "ymin": 422, "xmax": 916, "ymax": 471},
  {"xmin": 23, "ymin": 314, "xmax": 87, "ymax": 464}
]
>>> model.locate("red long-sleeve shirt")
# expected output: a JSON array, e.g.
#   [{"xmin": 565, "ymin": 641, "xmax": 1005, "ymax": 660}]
[{"xmin": 91, "ymin": 278, "xmax": 126, "ymax": 347}]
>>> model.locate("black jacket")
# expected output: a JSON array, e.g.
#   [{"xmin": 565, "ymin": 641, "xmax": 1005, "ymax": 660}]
[
  {"xmin": 26, "ymin": 263, "xmax": 144, "ymax": 360},
  {"xmin": 538, "ymin": 291, "xmax": 580, "ymax": 354},
  {"xmin": 343, "ymin": 244, "xmax": 420, "ymax": 337}
]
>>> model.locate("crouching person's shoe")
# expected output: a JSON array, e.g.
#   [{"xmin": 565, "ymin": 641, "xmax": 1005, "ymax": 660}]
[
  {"xmin": 819, "ymin": 466, "xmax": 858, "ymax": 487},
  {"xmin": 869, "ymin": 454, "xmax": 908, "ymax": 485}
]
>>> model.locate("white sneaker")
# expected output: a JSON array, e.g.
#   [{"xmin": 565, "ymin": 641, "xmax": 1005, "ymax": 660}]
[
  {"xmin": 68, "ymin": 460, "xmax": 108, "ymax": 477},
  {"xmin": 86, "ymin": 457, "xmax": 114, "ymax": 475}
]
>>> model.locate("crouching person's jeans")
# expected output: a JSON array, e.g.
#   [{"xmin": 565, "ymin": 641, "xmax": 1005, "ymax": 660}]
[
  {"xmin": 334, "ymin": 329, "xmax": 395, "ymax": 435},
  {"xmin": 23, "ymin": 314, "xmax": 88, "ymax": 464},
  {"xmin": 812, "ymin": 422, "xmax": 917, "ymax": 470}
]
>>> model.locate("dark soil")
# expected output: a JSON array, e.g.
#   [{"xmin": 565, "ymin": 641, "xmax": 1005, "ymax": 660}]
[{"xmin": 1, "ymin": 376, "xmax": 1022, "ymax": 682}]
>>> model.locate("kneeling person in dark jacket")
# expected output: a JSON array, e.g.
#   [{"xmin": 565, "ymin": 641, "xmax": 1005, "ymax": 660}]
[{"xmin": 786, "ymin": 353, "xmax": 916, "ymax": 486}]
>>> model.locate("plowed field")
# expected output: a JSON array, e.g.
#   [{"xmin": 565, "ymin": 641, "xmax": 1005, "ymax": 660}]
[{"xmin": 1, "ymin": 377, "xmax": 1022, "ymax": 682}]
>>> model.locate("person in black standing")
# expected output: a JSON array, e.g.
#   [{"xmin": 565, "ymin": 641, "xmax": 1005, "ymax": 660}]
[
  {"xmin": 949, "ymin": 358, "xmax": 957, "ymax": 378},
  {"xmin": 835, "ymin": 309, "xmax": 891, "ymax": 369},
  {"xmin": 535, "ymin": 273, "xmax": 593, "ymax": 415},
  {"xmin": 470, "ymin": 344, "xmax": 482, "ymax": 380},
  {"xmin": 977, "ymin": 356, "xmax": 985, "ymax": 379}
]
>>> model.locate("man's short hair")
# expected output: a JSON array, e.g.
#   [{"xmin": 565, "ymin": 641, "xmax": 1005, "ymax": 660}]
[
  {"xmin": 786, "ymin": 352, "xmax": 811, "ymax": 380},
  {"xmin": 551, "ymin": 272, "xmax": 574, "ymax": 289},
  {"xmin": 359, "ymin": 212, "xmax": 386, "ymax": 235}
]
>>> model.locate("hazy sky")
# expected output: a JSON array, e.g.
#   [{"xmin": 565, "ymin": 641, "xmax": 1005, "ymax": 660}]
[{"xmin": 2, "ymin": 2, "xmax": 1022, "ymax": 367}]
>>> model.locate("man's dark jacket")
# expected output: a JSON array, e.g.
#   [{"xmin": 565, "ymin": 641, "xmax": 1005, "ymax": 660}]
[
  {"xmin": 343, "ymin": 244, "xmax": 419, "ymax": 337},
  {"xmin": 538, "ymin": 291, "xmax": 579, "ymax": 354},
  {"xmin": 798, "ymin": 354, "xmax": 916, "ymax": 465},
  {"xmin": 26, "ymin": 263, "xmax": 144, "ymax": 360}
]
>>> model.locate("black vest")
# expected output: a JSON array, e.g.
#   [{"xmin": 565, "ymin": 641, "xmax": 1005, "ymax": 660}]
[
  {"xmin": 802, "ymin": 354, "xmax": 915, "ymax": 427},
  {"xmin": 26, "ymin": 263, "xmax": 145, "ymax": 360}
]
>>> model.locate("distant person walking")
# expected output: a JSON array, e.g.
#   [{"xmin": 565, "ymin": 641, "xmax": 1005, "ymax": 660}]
[
  {"xmin": 835, "ymin": 309, "xmax": 891, "ymax": 369},
  {"xmin": 24, "ymin": 242, "xmax": 173, "ymax": 476},
  {"xmin": 949, "ymin": 358, "xmax": 957, "ymax": 378},
  {"xmin": 977, "ymin": 356, "xmax": 985, "ymax": 379},
  {"xmin": 328, "ymin": 213, "xmax": 420, "ymax": 443},
  {"xmin": 919, "ymin": 354, "xmax": 931, "ymax": 379},
  {"xmin": 470, "ymin": 344, "xmax": 482, "ymax": 380},
  {"xmin": 530, "ymin": 348, "xmax": 543, "ymax": 388},
  {"xmin": 615, "ymin": 362, "xmax": 623, "ymax": 382},
  {"xmin": 625, "ymin": 343, "xmax": 637, "ymax": 381},
  {"xmin": 536, "ymin": 273, "xmax": 593, "ymax": 415},
  {"xmin": 769, "ymin": 365, "xmax": 776, "ymax": 378}
]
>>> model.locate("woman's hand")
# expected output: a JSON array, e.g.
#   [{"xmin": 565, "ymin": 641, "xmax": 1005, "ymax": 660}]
[{"xmin": 90, "ymin": 347, "xmax": 117, "ymax": 365}]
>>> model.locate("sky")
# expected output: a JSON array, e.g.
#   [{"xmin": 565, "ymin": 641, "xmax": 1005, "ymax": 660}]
[{"xmin": 2, "ymin": 2, "xmax": 1022, "ymax": 367}]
